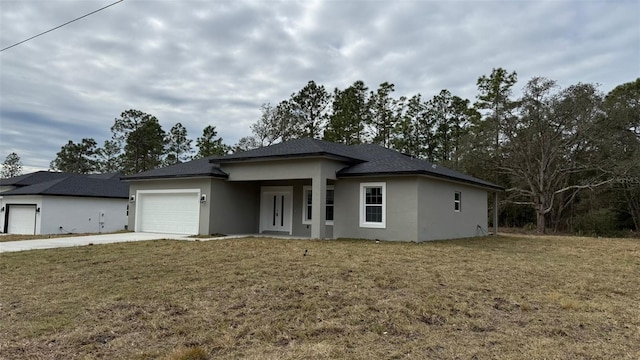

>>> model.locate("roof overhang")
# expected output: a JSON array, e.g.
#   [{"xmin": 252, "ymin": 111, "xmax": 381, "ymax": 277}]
[
  {"xmin": 337, "ymin": 171, "xmax": 505, "ymax": 192},
  {"xmin": 1, "ymin": 193, "xmax": 128, "ymax": 199},
  {"xmin": 212, "ymin": 152, "xmax": 364, "ymax": 164},
  {"xmin": 121, "ymin": 173, "xmax": 229, "ymax": 181}
]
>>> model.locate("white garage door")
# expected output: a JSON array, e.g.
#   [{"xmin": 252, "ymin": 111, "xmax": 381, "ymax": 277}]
[
  {"xmin": 137, "ymin": 192, "xmax": 200, "ymax": 235},
  {"xmin": 7, "ymin": 205, "xmax": 37, "ymax": 235}
]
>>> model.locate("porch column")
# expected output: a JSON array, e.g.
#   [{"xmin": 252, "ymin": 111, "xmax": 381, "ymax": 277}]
[
  {"xmin": 311, "ymin": 166, "xmax": 328, "ymax": 239},
  {"xmin": 493, "ymin": 191, "xmax": 499, "ymax": 236}
]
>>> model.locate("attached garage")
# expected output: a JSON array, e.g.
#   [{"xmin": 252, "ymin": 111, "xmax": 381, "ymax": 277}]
[
  {"xmin": 7, "ymin": 204, "xmax": 37, "ymax": 235},
  {"xmin": 135, "ymin": 190, "xmax": 200, "ymax": 235}
]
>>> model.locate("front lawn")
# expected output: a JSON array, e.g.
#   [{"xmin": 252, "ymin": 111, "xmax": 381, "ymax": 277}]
[
  {"xmin": 0, "ymin": 231, "xmax": 129, "ymax": 242},
  {"xmin": 0, "ymin": 235, "xmax": 638, "ymax": 359}
]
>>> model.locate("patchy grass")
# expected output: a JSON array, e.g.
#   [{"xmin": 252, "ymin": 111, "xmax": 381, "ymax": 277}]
[
  {"xmin": 0, "ymin": 230, "xmax": 131, "ymax": 242},
  {"xmin": 0, "ymin": 233, "xmax": 95, "ymax": 242},
  {"xmin": 188, "ymin": 234, "xmax": 226, "ymax": 239},
  {"xmin": 0, "ymin": 235, "xmax": 638, "ymax": 359}
]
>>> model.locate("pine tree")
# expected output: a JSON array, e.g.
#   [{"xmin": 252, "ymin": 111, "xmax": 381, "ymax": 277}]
[
  {"xmin": 50, "ymin": 138, "xmax": 98, "ymax": 173},
  {"xmin": 1, "ymin": 152, "xmax": 23, "ymax": 178}
]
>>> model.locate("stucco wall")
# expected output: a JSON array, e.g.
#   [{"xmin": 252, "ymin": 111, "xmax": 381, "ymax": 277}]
[
  {"xmin": 417, "ymin": 178, "xmax": 488, "ymax": 241},
  {"xmin": 333, "ymin": 177, "xmax": 419, "ymax": 241},
  {"xmin": 221, "ymin": 158, "xmax": 343, "ymax": 238},
  {"xmin": 127, "ymin": 178, "xmax": 213, "ymax": 235},
  {"xmin": 221, "ymin": 158, "xmax": 347, "ymax": 181},
  {"xmin": 275, "ymin": 180, "xmax": 334, "ymax": 238},
  {"xmin": 40, "ymin": 196, "xmax": 128, "ymax": 234},
  {"xmin": 213, "ymin": 180, "xmax": 334, "ymax": 238},
  {"xmin": 332, "ymin": 176, "xmax": 489, "ymax": 242},
  {"xmin": 127, "ymin": 176, "xmax": 338, "ymax": 237},
  {"xmin": 209, "ymin": 180, "xmax": 260, "ymax": 235},
  {"xmin": 1, "ymin": 195, "xmax": 127, "ymax": 235},
  {"xmin": 0, "ymin": 186, "xmax": 16, "ymax": 232}
]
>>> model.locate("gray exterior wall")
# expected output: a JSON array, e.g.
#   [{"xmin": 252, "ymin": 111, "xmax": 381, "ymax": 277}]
[
  {"xmin": 209, "ymin": 180, "xmax": 259, "ymax": 235},
  {"xmin": 1, "ymin": 195, "xmax": 127, "ymax": 235},
  {"xmin": 281, "ymin": 180, "xmax": 334, "ymax": 238},
  {"xmin": 333, "ymin": 176, "xmax": 489, "ymax": 242},
  {"xmin": 417, "ymin": 177, "xmax": 488, "ymax": 241},
  {"xmin": 127, "ymin": 176, "xmax": 338, "ymax": 237},
  {"xmin": 222, "ymin": 158, "xmax": 342, "ymax": 238},
  {"xmin": 127, "ymin": 160, "xmax": 488, "ymax": 241},
  {"xmin": 210, "ymin": 179, "xmax": 334, "ymax": 238},
  {"xmin": 334, "ymin": 177, "xmax": 419, "ymax": 241},
  {"xmin": 40, "ymin": 196, "xmax": 128, "ymax": 234},
  {"xmin": 128, "ymin": 178, "xmax": 213, "ymax": 235},
  {"xmin": 221, "ymin": 158, "xmax": 347, "ymax": 181}
]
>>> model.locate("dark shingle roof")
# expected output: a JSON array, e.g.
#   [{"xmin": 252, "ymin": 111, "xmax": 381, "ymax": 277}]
[
  {"xmin": 1, "ymin": 172, "xmax": 128, "ymax": 198},
  {"xmin": 339, "ymin": 144, "xmax": 502, "ymax": 190},
  {"xmin": 119, "ymin": 138, "xmax": 502, "ymax": 190},
  {"xmin": 0, "ymin": 171, "xmax": 71, "ymax": 187},
  {"xmin": 215, "ymin": 138, "xmax": 365, "ymax": 163},
  {"xmin": 215, "ymin": 139, "xmax": 501, "ymax": 190},
  {"xmin": 121, "ymin": 156, "xmax": 228, "ymax": 180}
]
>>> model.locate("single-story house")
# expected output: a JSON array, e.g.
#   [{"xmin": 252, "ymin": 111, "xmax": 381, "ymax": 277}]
[
  {"xmin": 0, "ymin": 172, "xmax": 129, "ymax": 235},
  {"xmin": 123, "ymin": 138, "xmax": 503, "ymax": 241}
]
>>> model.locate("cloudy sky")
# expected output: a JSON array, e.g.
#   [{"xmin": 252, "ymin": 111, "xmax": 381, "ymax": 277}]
[{"xmin": 1, "ymin": 0, "xmax": 638, "ymax": 172}]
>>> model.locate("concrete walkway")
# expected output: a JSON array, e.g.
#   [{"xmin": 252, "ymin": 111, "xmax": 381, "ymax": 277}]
[{"xmin": 0, "ymin": 232, "xmax": 193, "ymax": 253}]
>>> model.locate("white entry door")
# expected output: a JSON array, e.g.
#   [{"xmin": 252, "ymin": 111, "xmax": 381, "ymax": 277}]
[
  {"xmin": 260, "ymin": 187, "xmax": 292, "ymax": 234},
  {"xmin": 7, "ymin": 204, "xmax": 37, "ymax": 235}
]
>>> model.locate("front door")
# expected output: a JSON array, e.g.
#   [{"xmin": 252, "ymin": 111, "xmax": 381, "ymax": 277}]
[{"xmin": 260, "ymin": 186, "xmax": 292, "ymax": 234}]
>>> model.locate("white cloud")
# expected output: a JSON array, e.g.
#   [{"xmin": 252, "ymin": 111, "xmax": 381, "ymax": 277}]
[{"xmin": 0, "ymin": 0, "xmax": 638, "ymax": 170}]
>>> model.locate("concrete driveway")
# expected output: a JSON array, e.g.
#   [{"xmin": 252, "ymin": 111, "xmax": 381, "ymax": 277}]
[{"xmin": 0, "ymin": 232, "xmax": 192, "ymax": 253}]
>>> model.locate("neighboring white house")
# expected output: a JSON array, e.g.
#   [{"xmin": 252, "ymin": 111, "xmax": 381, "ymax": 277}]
[
  {"xmin": 0, "ymin": 172, "xmax": 129, "ymax": 235},
  {"xmin": 123, "ymin": 138, "xmax": 504, "ymax": 241}
]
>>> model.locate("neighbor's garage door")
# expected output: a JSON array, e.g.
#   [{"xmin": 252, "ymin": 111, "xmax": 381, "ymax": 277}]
[
  {"xmin": 137, "ymin": 192, "xmax": 200, "ymax": 235},
  {"xmin": 7, "ymin": 204, "xmax": 37, "ymax": 235}
]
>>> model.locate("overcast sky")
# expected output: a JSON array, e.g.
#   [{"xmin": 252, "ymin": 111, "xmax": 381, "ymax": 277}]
[{"xmin": 1, "ymin": 0, "xmax": 638, "ymax": 172}]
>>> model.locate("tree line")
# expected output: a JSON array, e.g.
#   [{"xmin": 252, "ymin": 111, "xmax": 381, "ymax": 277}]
[
  {"xmin": 3, "ymin": 68, "xmax": 638, "ymax": 235},
  {"xmin": 48, "ymin": 110, "xmax": 229, "ymax": 175},
  {"xmin": 235, "ymin": 72, "xmax": 639, "ymax": 235}
]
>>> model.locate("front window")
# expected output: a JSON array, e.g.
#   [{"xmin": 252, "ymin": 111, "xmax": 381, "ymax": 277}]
[
  {"xmin": 326, "ymin": 188, "xmax": 334, "ymax": 222},
  {"xmin": 359, "ymin": 182, "xmax": 386, "ymax": 228},
  {"xmin": 302, "ymin": 186, "xmax": 334, "ymax": 225},
  {"xmin": 454, "ymin": 191, "xmax": 462, "ymax": 212}
]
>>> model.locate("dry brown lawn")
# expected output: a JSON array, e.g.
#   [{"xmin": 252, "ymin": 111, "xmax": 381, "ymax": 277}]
[
  {"xmin": 0, "ymin": 235, "xmax": 638, "ymax": 359},
  {"xmin": 0, "ymin": 234, "xmax": 87, "ymax": 242},
  {"xmin": 0, "ymin": 231, "xmax": 129, "ymax": 243}
]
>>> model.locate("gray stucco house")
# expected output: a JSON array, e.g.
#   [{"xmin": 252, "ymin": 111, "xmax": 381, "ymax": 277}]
[
  {"xmin": 0, "ymin": 172, "xmax": 128, "ymax": 235},
  {"xmin": 123, "ymin": 138, "xmax": 503, "ymax": 241}
]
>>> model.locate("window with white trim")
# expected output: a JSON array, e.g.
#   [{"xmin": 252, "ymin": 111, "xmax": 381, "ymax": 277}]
[
  {"xmin": 302, "ymin": 186, "xmax": 334, "ymax": 225},
  {"xmin": 359, "ymin": 182, "xmax": 386, "ymax": 228},
  {"xmin": 454, "ymin": 191, "xmax": 462, "ymax": 212}
]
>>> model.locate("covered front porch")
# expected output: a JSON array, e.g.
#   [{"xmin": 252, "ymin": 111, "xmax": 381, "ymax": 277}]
[{"xmin": 212, "ymin": 157, "xmax": 346, "ymax": 239}]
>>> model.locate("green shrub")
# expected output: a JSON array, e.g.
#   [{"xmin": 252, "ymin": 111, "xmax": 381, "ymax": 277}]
[{"xmin": 574, "ymin": 208, "xmax": 622, "ymax": 237}]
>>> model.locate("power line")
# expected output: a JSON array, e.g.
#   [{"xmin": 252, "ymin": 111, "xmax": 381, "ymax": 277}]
[{"xmin": 0, "ymin": 0, "xmax": 125, "ymax": 52}]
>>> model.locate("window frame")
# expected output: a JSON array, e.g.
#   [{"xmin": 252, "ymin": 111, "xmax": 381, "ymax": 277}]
[
  {"xmin": 359, "ymin": 182, "xmax": 386, "ymax": 228},
  {"xmin": 302, "ymin": 185, "xmax": 335, "ymax": 225},
  {"xmin": 454, "ymin": 191, "xmax": 462, "ymax": 212}
]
